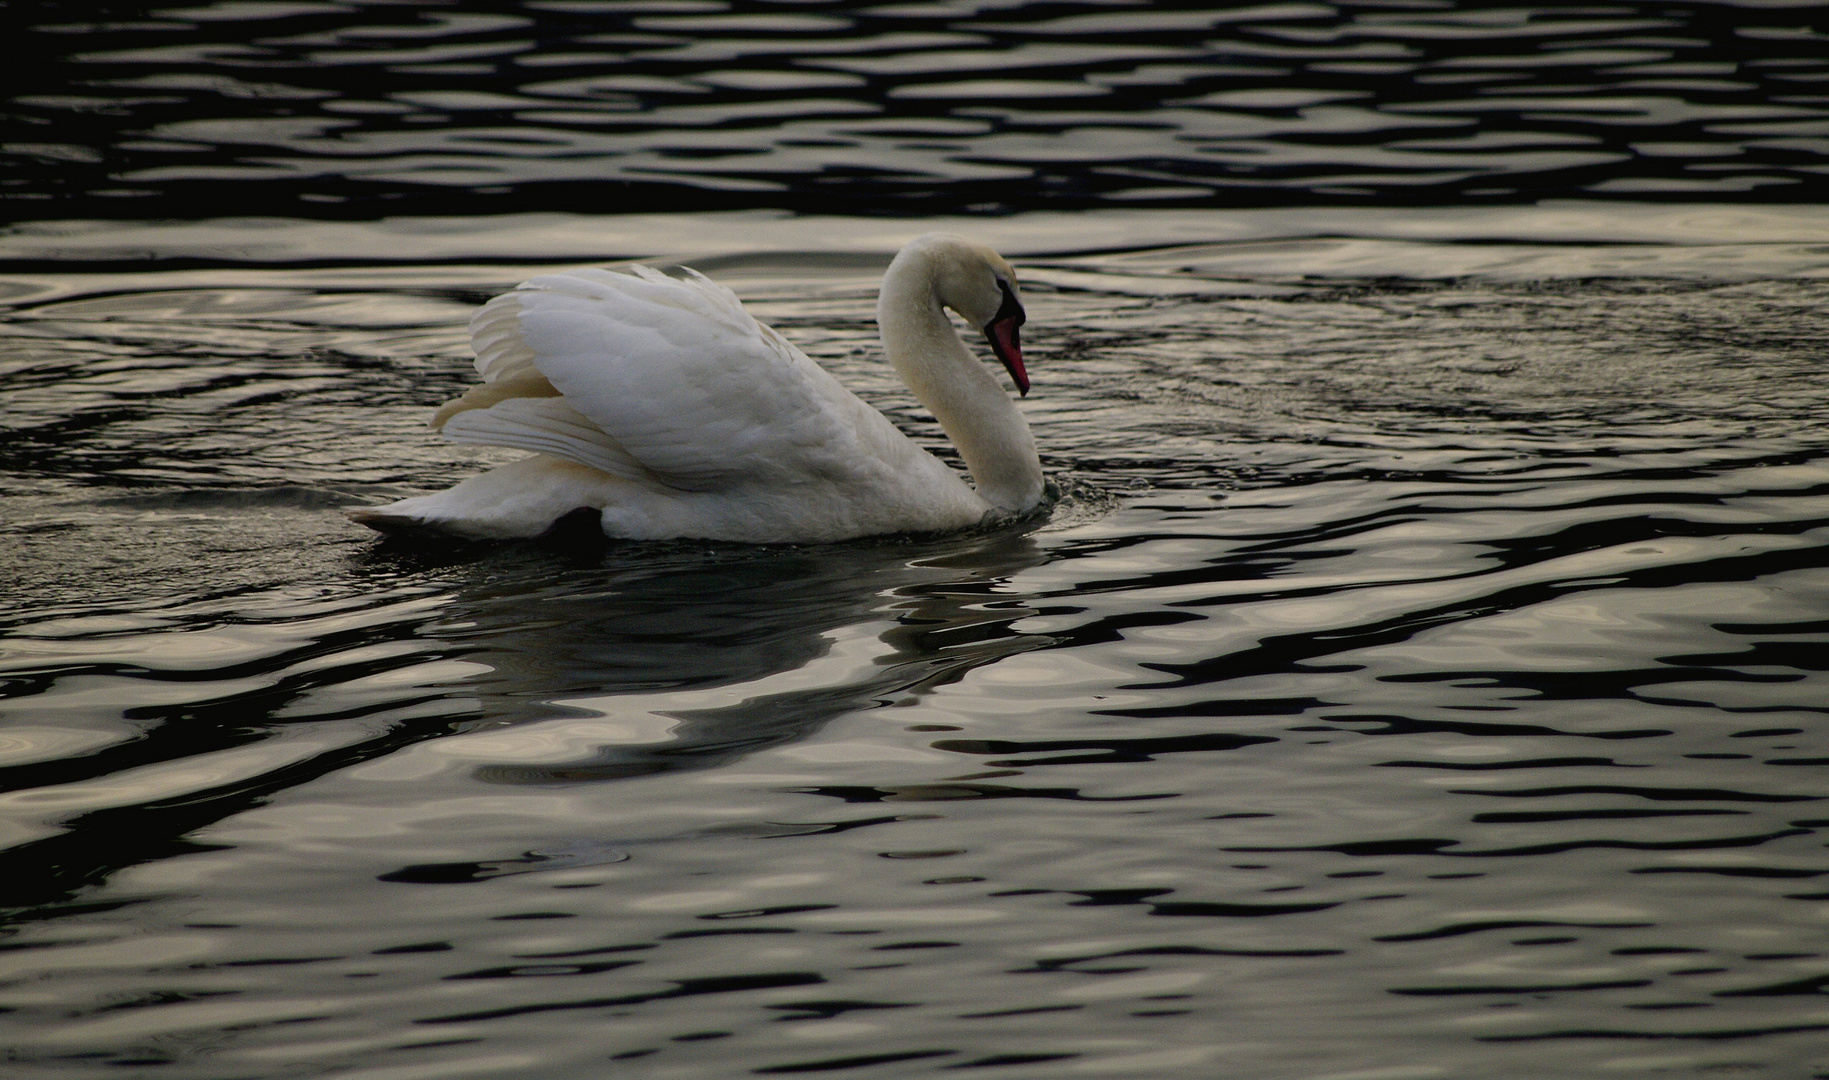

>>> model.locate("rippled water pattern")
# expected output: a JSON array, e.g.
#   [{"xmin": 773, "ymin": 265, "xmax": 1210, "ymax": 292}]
[
  {"xmin": 9, "ymin": 0, "xmax": 1829, "ymax": 218},
  {"xmin": 4, "ymin": 213, "xmax": 1829, "ymax": 1077}
]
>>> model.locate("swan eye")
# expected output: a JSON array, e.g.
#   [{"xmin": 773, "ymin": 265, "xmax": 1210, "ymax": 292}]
[{"xmin": 993, "ymin": 279, "xmax": 1025, "ymax": 329}]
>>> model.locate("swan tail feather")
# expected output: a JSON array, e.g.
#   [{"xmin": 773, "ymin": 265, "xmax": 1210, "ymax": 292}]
[{"xmin": 348, "ymin": 455, "xmax": 620, "ymax": 539}]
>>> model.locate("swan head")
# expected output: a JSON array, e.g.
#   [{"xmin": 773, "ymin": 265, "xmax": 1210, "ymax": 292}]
[{"xmin": 905, "ymin": 233, "xmax": 1030, "ymax": 397}]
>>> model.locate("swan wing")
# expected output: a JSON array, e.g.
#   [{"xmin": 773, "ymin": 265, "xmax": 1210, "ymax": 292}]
[
  {"xmin": 491, "ymin": 266, "xmax": 915, "ymax": 494},
  {"xmin": 470, "ymin": 288, "xmax": 542, "ymax": 385},
  {"xmin": 441, "ymin": 396, "xmax": 661, "ymax": 485}
]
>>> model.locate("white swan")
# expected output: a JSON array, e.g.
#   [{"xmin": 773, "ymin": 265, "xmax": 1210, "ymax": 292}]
[{"xmin": 349, "ymin": 233, "xmax": 1043, "ymax": 543}]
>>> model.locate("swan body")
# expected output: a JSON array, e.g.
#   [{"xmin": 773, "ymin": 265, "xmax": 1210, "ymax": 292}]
[{"xmin": 350, "ymin": 233, "xmax": 1043, "ymax": 543}]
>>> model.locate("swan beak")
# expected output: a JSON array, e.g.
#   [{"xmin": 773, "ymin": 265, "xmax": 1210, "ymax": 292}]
[{"xmin": 984, "ymin": 281, "xmax": 1029, "ymax": 396}]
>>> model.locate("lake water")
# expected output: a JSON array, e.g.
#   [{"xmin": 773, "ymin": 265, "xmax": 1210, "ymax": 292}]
[
  {"xmin": 9, "ymin": 0, "xmax": 1829, "ymax": 215},
  {"xmin": 6, "ymin": 1, "xmax": 1829, "ymax": 1079},
  {"xmin": 5, "ymin": 206, "xmax": 1829, "ymax": 1079}
]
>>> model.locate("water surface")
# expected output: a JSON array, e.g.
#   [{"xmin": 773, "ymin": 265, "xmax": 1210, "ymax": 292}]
[
  {"xmin": 3, "ymin": 207, "xmax": 1829, "ymax": 1078},
  {"xmin": 9, "ymin": 0, "xmax": 1829, "ymax": 218}
]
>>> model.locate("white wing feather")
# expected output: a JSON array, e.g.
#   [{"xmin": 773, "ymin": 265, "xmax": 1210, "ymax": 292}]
[
  {"xmin": 441, "ymin": 396, "xmax": 660, "ymax": 485},
  {"xmin": 469, "ymin": 292, "xmax": 541, "ymax": 384},
  {"xmin": 496, "ymin": 266, "xmax": 913, "ymax": 494}
]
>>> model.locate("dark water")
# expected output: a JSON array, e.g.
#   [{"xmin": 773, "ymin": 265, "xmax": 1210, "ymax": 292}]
[
  {"xmin": 6, "ymin": 1, "xmax": 1829, "ymax": 1078},
  {"xmin": 7, "ymin": 0, "xmax": 1829, "ymax": 220},
  {"xmin": 4, "ymin": 208, "xmax": 1829, "ymax": 1077}
]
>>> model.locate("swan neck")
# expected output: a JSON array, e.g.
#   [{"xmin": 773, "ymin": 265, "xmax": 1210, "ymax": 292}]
[{"xmin": 878, "ymin": 253, "xmax": 1042, "ymax": 513}]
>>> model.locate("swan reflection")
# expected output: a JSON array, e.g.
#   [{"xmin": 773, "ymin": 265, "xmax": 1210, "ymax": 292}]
[
  {"xmin": 396, "ymin": 525, "xmax": 1055, "ymax": 788},
  {"xmin": 365, "ymin": 526, "xmax": 1054, "ymax": 883}
]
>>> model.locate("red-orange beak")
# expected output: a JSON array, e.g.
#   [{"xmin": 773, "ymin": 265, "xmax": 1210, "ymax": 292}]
[{"xmin": 983, "ymin": 280, "xmax": 1028, "ymax": 396}]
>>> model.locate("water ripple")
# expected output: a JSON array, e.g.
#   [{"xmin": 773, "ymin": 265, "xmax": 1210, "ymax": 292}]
[
  {"xmin": 2, "ymin": 226, "xmax": 1828, "ymax": 1075},
  {"xmin": 9, "ymin": 0, "xmax": 1828, "ymax": 218}
]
